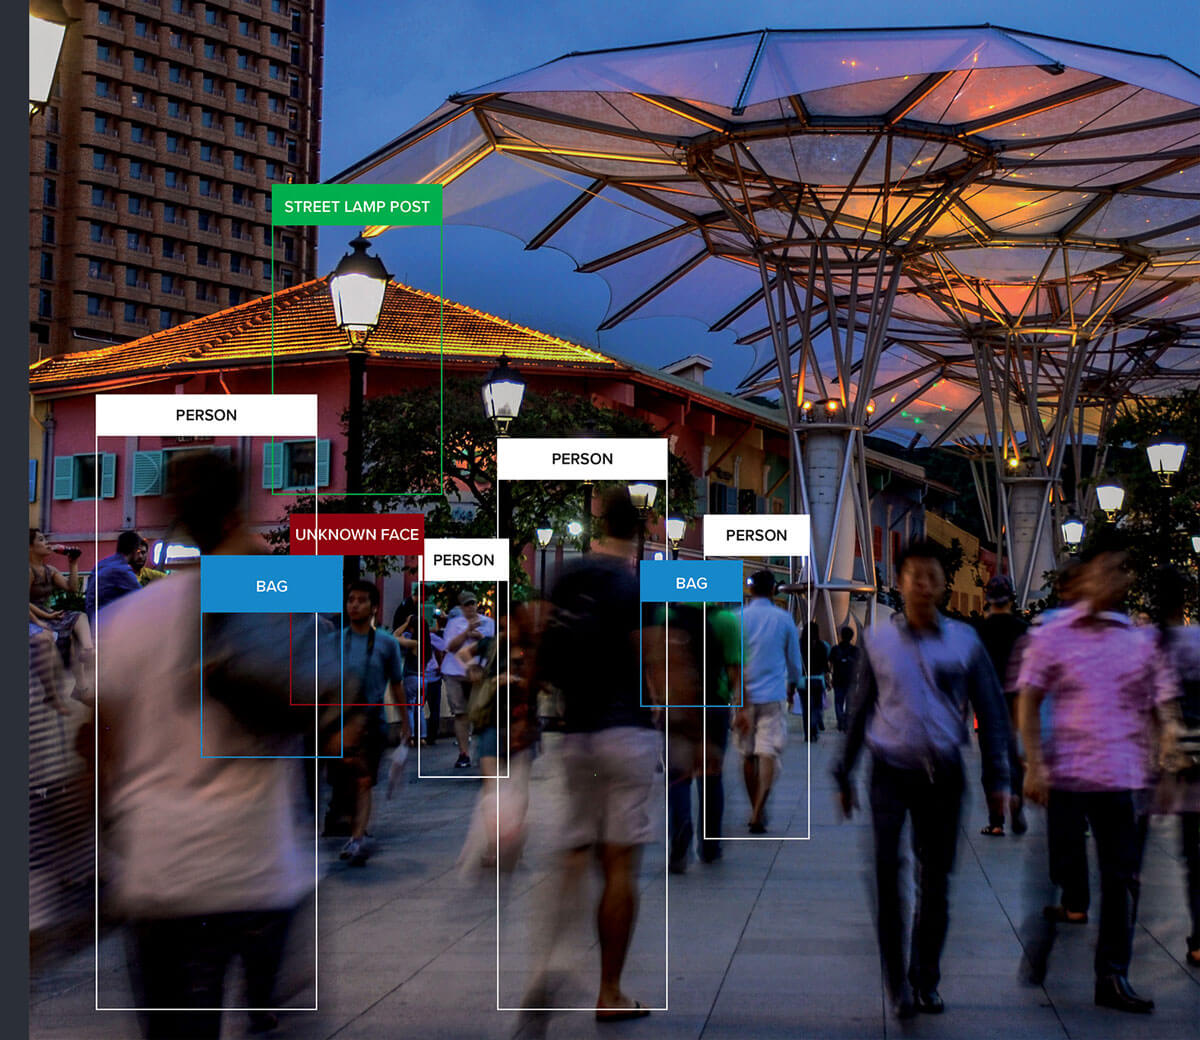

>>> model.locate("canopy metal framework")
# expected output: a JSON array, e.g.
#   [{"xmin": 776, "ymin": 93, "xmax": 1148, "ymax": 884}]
[{"xmin": 334, "ymin": 26, "xmax": 1200, "ymax": 613}]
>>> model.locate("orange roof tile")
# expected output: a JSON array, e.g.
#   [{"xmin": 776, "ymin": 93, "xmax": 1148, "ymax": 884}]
[{"xmin": 29, "ymin": 279, "xmax": 618, "ymax": 391}]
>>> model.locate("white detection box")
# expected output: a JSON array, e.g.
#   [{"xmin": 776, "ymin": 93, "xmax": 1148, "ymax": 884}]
[
  {"xmin": 703, "ymin": 514, "xmax": 811, "ymax": 558},
  {"xmin": 496, "ymin": 437, "xmax": 668, "ymax": 481},
  {"xmin": 424, "ymin": 539, "xmax": 509, "ymax": 582},
  {"xmin": 95, "ymin": 394, "xmax": 318, "ymax": 437}
]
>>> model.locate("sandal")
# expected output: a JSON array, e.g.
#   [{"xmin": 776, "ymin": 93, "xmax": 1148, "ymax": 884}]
[
  {"xmin": 1043, "ymin": 905, "xmax": 1088, "ymax": 924},
  {"xmin": 980, "ymin": 824, "xmax": 1005, "ymax": 837}
]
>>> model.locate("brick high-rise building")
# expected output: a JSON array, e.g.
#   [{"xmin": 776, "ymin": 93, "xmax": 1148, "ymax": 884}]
[{"xmin": 29, "ymin": 0, "xmax": 324, "ymax": 360}]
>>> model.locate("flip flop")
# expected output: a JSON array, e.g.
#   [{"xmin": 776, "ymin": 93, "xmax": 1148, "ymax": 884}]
[
  {"xmin": 980, "ymin": 824, "xmax": 1005, "ymax": 837},
  {"xmin": 596, "ymin": 1000, "xmax": 651, "ymax": 1022}
]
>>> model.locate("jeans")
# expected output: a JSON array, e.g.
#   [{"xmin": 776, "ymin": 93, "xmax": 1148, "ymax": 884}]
[
  {"xmin": 128, "ymin": 908, "xmax": 295, "ymax": 1039},
  {"xmin": 981, "ymin": 692, "xmax": 1023, "ymax": 827},
  {"xmin": 668, "ymin": 707, "xmax": 729, "ymax": 863},
  {"xmin": 1047, "ymin": 788, "xmax": 1148, "ymax": 977},
  {"xmin": 802, "ymin": 679, "xmax": 825, "ymax": 740},
  {"xmin": 870, "ymin": 755, "xmax": 963, "ymax": 997},
  {"xmin": 403, "ymin": 674, "xmax": 425, "ymax": 738}
]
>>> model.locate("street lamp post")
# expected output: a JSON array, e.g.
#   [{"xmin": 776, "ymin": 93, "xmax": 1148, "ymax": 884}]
[
  {"xmin": 481, "ymin": 355, "xmax": 526, "ymax": 438},
  {"xmin": 1146, "ymin": 438, "xmax": 1187, "ymax": 486},
  {"xmin": 536, "ymin": 527, "xmax": 553, "ymax": 595},
  {"xmin": 1095, "ymin": 482, "xmax": 1125, "ymax": 522},
  {"xmin": 628, "ymin": 481, "xmax": 658, "ymax": 561},
  {"xmin": 30, "ymin": 1, "xmax": 72, "ymax": 116},
  {"xmin": 1061, "ymin": 508, "xmax": 1085, "ymax": 552},
  {"xmin": 330, "ymin": 235, "xmax": 391, "ymax": 586},
  {"xmin": 666, "ymin": 517, "xmax": 686, "ymax": 560}
]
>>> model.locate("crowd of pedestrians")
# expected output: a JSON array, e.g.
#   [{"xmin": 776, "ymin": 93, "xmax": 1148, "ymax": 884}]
[{"xmin": 32, "ymin": 451, "xmax": 1200, "ymax": 1036}]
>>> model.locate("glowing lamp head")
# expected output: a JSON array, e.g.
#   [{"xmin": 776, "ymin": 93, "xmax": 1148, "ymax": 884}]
[
  {"xmin": 1007, "ymin": 455, "xmax": 1020, "ymax": 470},
  {"xmin": 329, "ymin": 236, "xmax": 391, "ymax": 346},
  {"xmin": 535, "ymin": 527, "xmax": 553, "ymax": 549},
  {"xmin": 801, "ymin": 400, "xmax": 813, "ymax": 412},
  {"xmin": 628, "ymin": 482, "xmax": 657, "ymax": 512},
  {"xmin": 865, "ymin": 400, "xmax": 876, "ymax": 415},
  {"xmin": 824, "ymin": 398, "xmax": 839, "ymax": 414},
  {"xmin": 1061, "ymin": 510, "xmax": 1085, "ymax": 550},
  {"xmin": 481, "ymin": 355, "xmax": 526, "ymax": 435},
  {"xmin": 567, "ymin": 521, "xmax": 583, "ymax": 538},
  {"xmin": 1095, "ymin": 483, "xmax": 1125, "ymax": 521},
  {"xmin": 666, "ymin": 516, "xmax": 686, "ymax": 548},
  {"xmin": 1146, "ymin": 439, "xmax": 1187, "ymax": 485},
  {"xmin": 1192, "ymin": 534, "xmax": 1200, "ymax": 555}
]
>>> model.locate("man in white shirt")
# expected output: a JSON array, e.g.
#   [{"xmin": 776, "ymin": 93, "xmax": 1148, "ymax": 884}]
[{"xmin": 441, "ymin": 590, "xmax": 495, "ymax": 769}]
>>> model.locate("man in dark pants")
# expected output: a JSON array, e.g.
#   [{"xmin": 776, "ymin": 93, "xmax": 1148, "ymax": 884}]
[
  {"xmin": 1018, "ymin": 535, "xmax": 1178, "ymax": 1014},
  {"xmin": 833, "ymin": 540, "xmax": 1011, "ymax": 1020},
  {"xmin": 974, "ymin": 575, "xmax": 1029, "ymax": 836},
  {"xmin": 828, "ymin": 626, "xmax": 859, "ymax": 733}
]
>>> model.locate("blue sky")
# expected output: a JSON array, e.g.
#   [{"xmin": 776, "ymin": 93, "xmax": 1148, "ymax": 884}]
[{"xmin": 318, "ymin": 0, "xmax": 1199, "ymax": 392}]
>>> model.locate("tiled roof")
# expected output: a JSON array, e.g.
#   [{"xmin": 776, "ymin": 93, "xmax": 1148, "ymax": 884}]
[{"xmin": 29, "ymin": 279, "xmax": 618, "ymax": 390}]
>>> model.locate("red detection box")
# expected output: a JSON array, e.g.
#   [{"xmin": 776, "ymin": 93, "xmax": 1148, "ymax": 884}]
[{"xmin": 289, "ymin": 513, "xmax": 424, "ymax": 555}]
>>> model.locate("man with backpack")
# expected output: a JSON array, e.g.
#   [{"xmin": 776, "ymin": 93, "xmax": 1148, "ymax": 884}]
[{"xmin": 829, "ymin": 626, "xmax": 860, "ymax": 733}]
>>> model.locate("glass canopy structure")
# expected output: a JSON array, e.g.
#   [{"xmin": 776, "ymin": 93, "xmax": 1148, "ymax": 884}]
[{"xmin": 333, "ymin": 25, "xmax": 1200, "ymax": 614}]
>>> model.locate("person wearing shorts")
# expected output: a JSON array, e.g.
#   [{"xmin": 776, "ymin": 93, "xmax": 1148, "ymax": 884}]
[{"xmin": 736, "ymin": 570, "xmax": 803, "ymax": 833}]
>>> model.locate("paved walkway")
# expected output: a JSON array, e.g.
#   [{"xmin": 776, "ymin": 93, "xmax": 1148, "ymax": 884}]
[{"xmin": 31, "ymin": 714, "xmax": 1200, "ymax": 1039}]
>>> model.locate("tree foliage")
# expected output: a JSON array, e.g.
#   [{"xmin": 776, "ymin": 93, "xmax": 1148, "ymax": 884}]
[{"xmin": 1080, "ymin": 389, "xmax": 1200, "ymax": 616}]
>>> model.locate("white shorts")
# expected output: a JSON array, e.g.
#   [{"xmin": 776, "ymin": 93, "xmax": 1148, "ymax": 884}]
[
  {"xmin": 561, "ymin": 727, "xmax": 660, "ymax": 848},
  {"xmin": 733, "ymin": 701, "xmax": 788, "ymax": 763}
]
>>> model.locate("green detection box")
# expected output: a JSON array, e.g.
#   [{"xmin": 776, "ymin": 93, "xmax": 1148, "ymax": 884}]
[{"xmin": 271, "ymin": 184, "xmax": 442, "ymax": 226}]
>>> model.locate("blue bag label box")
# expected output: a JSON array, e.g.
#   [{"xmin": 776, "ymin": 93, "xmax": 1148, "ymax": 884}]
[
  {"xmin": 639, "ymin": 559, "xmax": 743, "ymax": 602},
  {"xmin": 200, "ymin": 555, "xmax": 343, "ymax": 613}
]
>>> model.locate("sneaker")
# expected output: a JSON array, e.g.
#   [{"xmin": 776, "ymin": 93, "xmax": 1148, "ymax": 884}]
[
  {"xmin": 349, "ymin": 838, "xmax": 370, "ymax": 867},
  {"xmin": 339, "ymin": 838, "xmax": 361, "ymax": 861},
  {"xmin": 454, "ymin": 753, "xmax": 471, "ymax": 769}
]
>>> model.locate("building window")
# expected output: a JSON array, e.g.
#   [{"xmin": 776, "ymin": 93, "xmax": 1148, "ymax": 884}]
[
  {"xmin": 166, "ymin": 99, "xmax": 184, "ymax": 118},
  {"xmin": 290, "ymin": 44, "xmax": 300, "ymax": 66},
  {"xmin": 203, "ymin": 41, "xmax": 218, "ymax": 60},
  {"xmin": 94, "ymin": 114, "xmax": 109, "ymax": 134},
  {"xmin": 127, "ymin": 196, "xmax": 144, "ymax": 215},
  {"xmin": 199, "ymin": 142, "xmax": 214, "ymax": 161},
  {"xmin": 128, "ymin": 160, "xmax": 145, "ymax": 180},
  {"xmin": 168, "ymin": 64, "xmax": 183, "ymax": 83},
  {"xmin": 196, "ymin": 245, "xmax": 210, "ymax": 266},
  {"xmin": 39, "ymin": 289, "xmax": 52, "ymax": 317},
  {"xmin": 129, "ymin": 124, "xmax": 145, "ymax": 143},
  {"xmin": 95, "ymin": 78, "xmax": 111, "ymax": 98},
  {"xmin": 236, "ymin": 51, "xmax": 250, "ymax": 69},
  {"xmin": 203, "ymin": 75, "xmax": 219, "ymax": 94},
  {"xmin": 42, "ymin": 215, "xmax": 55, "ymax": 243},
  {"xmin": 234, "ymin": 118, "xmax": 248, "ymax": 137},
  {"xmin": 165, "ymin": 133, "xmax": 180, "ymax": 153},
  {"xmin": 127, "ymin": 230, "xmax": 142, "ymax": 250},
  {"xmin": 164, "ymin": 169, "xmax": 179, "ymax": 188},
  {"xmin": 96, "ymin": 43, "xmax": 114, "ymax": 63},
  {"xmin": 288, "ymin": 74, "xmax": 299, "ymax": 99},
  {"xmin": 263, "ymin": 440, "xmax": 330, "ymax": 490},
  {"xmin": 131, "ymin": 90, "xmax": 149, "ymax": 109},
  {"xmin": 231, "ymin": 186, "xmax": 249, "ymax": 206},
  {"xmin": 230, "ymin": 219, "xmax": 245, "ymax": 239},
  {"xmin": 291, "ymin": 8, "xmax": 301, "ymax": 32},
  {"xmin": 40, "ymin": 253, "xmax": 53, "ymax": 280},
  {"xmin": 45, "ymin": 141, "xmax": 58, "ymax": 169},
  {"xmin": 124, "ymin": 303, "xmax": 139, "ymax": 322},
  {"xmin": 52, "ymin": 453, "xmax": 116, "ymax": 501},
  {"xmin": 89, "ymin": 222, "xmax": 106, "ymax": 243},
  {"xmin": 201, "ymin": 108, "xmax": 216, "ymax": 128},
  {"xmin": 267, "ymin": 94, "xmax": 282, "ymax": 114},
  {"xmin": 229, "ymin": 287, "xmax": 243, "ymax": 305},
  {"xmin": 86, "ymin": 294, "xmax": 105, "ymax": 316},
  {"xmin": 162, "ymin": 274, "xmax": 176, "ymax": 293},
  {"xmin": 97, "ymin": 6, "xmax": 112, "ymax": 25},
  {"xmin": 268, "ymin": 62, "xmax": 282, "ymax": 80},
  {"xmin": 169, "ymin": 32, "xmax": 186, "ymax": 49},
  {"xmin": 234, "ymin": 84, "xmax": 249, "ymax": 102},
  {"xmin": 230, "ymin": 254, "xmax": 243, "ymax": 273},
  {"xmin": 238, "ymin": 18, "xmax": 251, "ymax": 35},
  {"xmin": 162, "ymin": 238, "xmax": 178, "ymax": 258},
  {"xmin": 197, "ymin": 211, "xmax": 212, "ymax": 231},
  {"xmin": 87, "ymin": 259, "xmax": 105, "ymax": 279},
  {"xmin": 281, "ymin": 235, "xmax": 295, "ymax": 262},
  {"xmin": 132, "ymin": 52, "xmax": 150, "ymax": 73},
  {"xmin": 271, "ymin": 0, "xmax": 284, "ymax": 12},
  {"xmin": 159, "ymin": 309, "xmax": 174, "ymax": 329},
  {"xmin": 93, "ymin": 149, "xmax": 109, "ymax": 170},
  {"xmin": 265, "ymin": 128, "xmax": 280, "ymax": 147},
  {"xmin": 125, "ymin": 266, "xmax": 139, "ymax": 287},
  {"xmin": 232, "ymin": 152, "xmax": 247, "ymax": 171},
  {"xmin": 269, "ymin": 28, "xmax": 283, "ymax": 47},
  {"xmin": 198, "ymin": 178, "xmax": 214, "ymax": 197},
  {"xmin": 43, "ymin": 180, "xmax": 56, "ymax": 206},
  {"xmin": 171, "ymin": 0, "xmax": 185, "ymax": 11},
  {"xmin": 134, "ymin": 18, "xmax": 149, "ymax": 37},
  {"xmin": 163, "ymin": 203, "xmax": 179, "ymax": 223}
]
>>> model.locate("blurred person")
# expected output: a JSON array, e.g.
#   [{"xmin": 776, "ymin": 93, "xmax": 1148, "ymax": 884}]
[
  {"xmin": 1148, "ymin": 567, "xmax": 1200, "ymax": 968},
  {"xmin": 799, "ymin": 621, "xmax": 830, "ymax": 742},
  {"xmin": 458, "ymin": 604, "xmax": 541, "ymax": 874},
  {"xmin": 28, "ymin": 529, "xmax": 93, "ymax": 696},
  {"xmin": 737, "ymin": 570, "xmax": 802, "ymax": 833},
  {"xmin": 84, "ymin": 529, "xmax": 143, "ymax": 625},
  {"xmin": 1018, "ymin": 533, "xmax": 1179, "ymax": 1013},
  {"xmin": 396, "ymin": 608, "xmax": 433, "ymax": 746},
  {"xmin": 833, "ymin": 539, "xmax": 1011, "ymax": 1019},
  {"xmin": 829, "ymin": 626, "xmax": 859, "ymax": 733},
  {"xmin": 98, "ymin": 451, "xmax": 332, "ymax": 1039},
  {"xmin": 135, "ymin": 538, "xmax": 167, "ymax": 586},
  {"xmin": 442, "ymin": 590, "xmax": 494, "ymax": 768},
  {"xmin": 526, "ymin": 487, "xmax": 657, "ymax": 1020},
  {"xmin": 974, "ymin": 575, "xmax": 1030, "ymax": 837},
  {"xmin": 328, "ymin": 580, "xmax": 407, "ymax": 866},
  {"xmin": 29, "ymin": 620, "xmax": 71, "ymax": 715}
]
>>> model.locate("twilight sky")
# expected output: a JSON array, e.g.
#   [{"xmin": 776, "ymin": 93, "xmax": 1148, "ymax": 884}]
[{"xmin": 317, "ymin": 0, "xmax": 1199, "ymax": 392}]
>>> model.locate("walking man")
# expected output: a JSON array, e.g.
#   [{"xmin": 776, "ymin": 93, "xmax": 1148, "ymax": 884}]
[
  {"xmin": 736, "ymin": 570, "xmax": 802, "ymax": 834},
  {"xmin": 1018, "ymin": 535, "xmax": 1178, "ymax": 1013},
  {"xmin": 442, "ymin": 590, "xmax": 494, "ymax": 769},
  {"xmin": 833, "ymin": 539, "xmax": 1011, "ymax": 1019},
  {"xmin": 828, "ymin": 626, "xmax": 859, "ymax": 733}
]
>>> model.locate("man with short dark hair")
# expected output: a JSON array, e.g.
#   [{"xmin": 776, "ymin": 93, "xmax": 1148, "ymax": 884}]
[
  {"xmin": 974, "ymin": 575, "xmax": 1030, "ymax": 837},
  {"xmin": 736, "ymin": 569, "xmax": 802, "ymax": 834},
  {"xmin": 1019, "ymin": 535, "xmax": 1178, "ymax": 1013},
  {"xmin": 85, "ymin": 529, "xmax": 143, "ymax": 626},
  {"xmin": 828, "ymin": 626, "xmax": 859, "ymax": 733},
  {"xmin": 834, "ymin": 539, "xmax": 1011, "ymax": 1019},
  {"xmin": 442, "ymin": 589, "xmax": 495, "ymax": 769}
]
